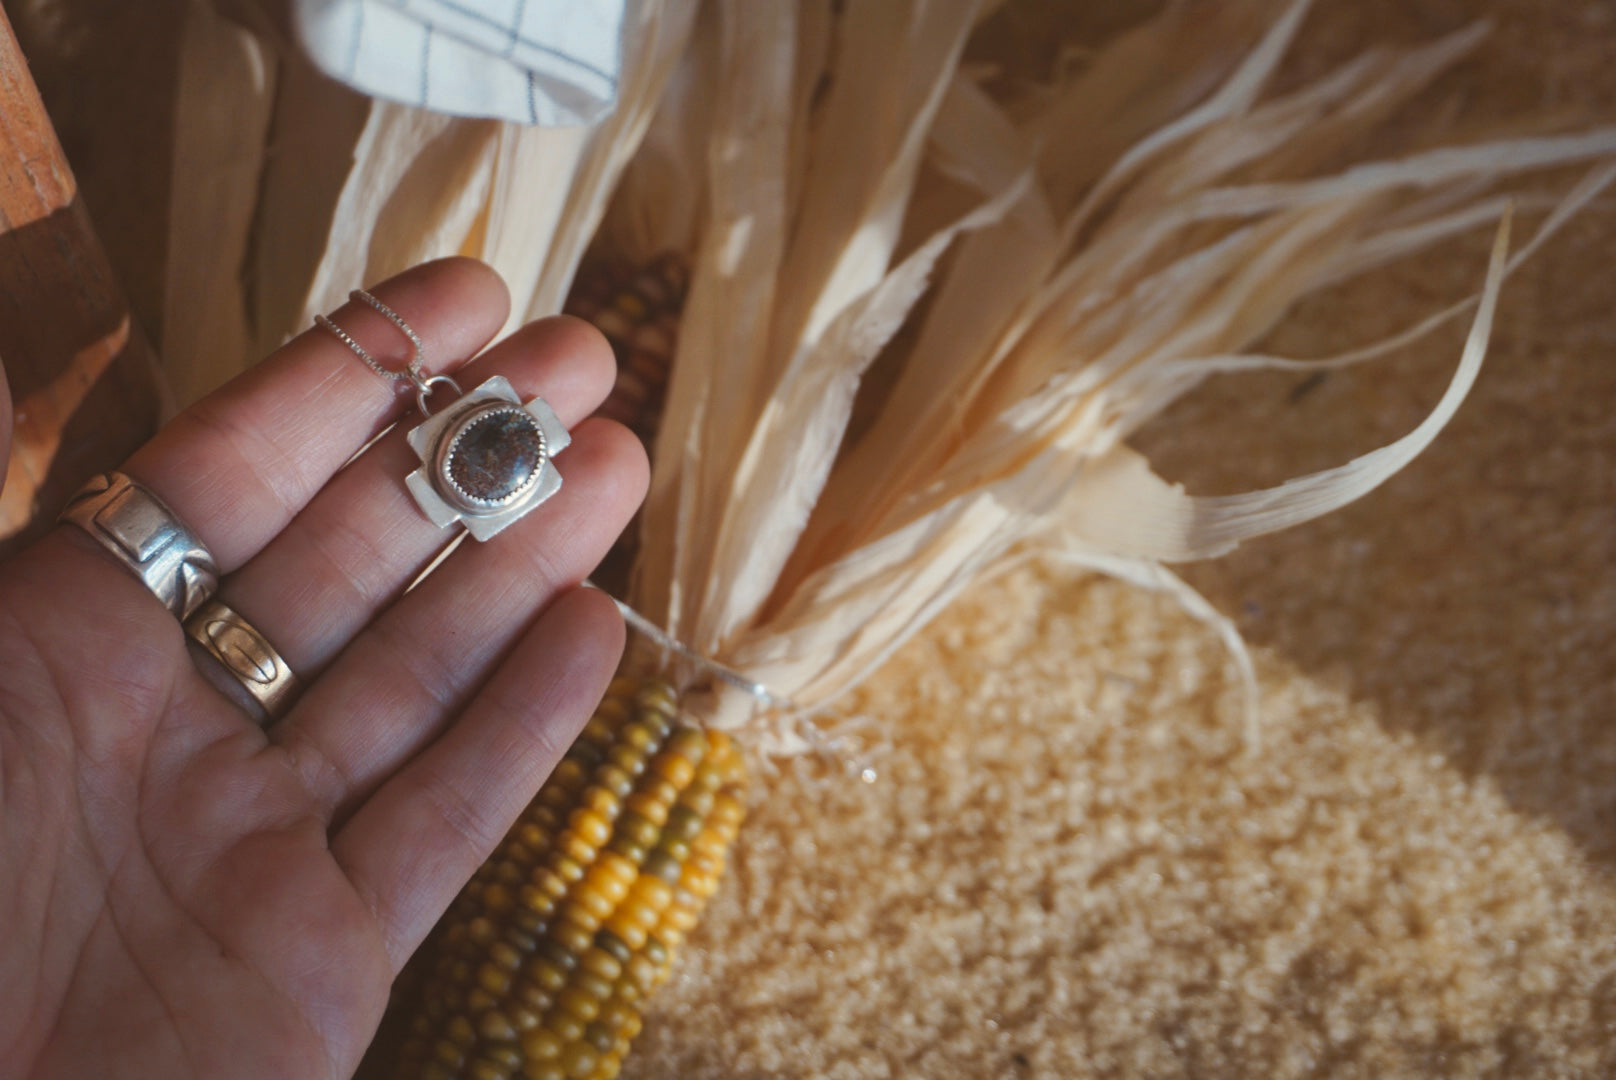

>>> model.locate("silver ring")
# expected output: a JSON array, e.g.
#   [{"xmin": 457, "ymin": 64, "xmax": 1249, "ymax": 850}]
[
  {"xmin": 184, "ymin": 598, "xmax": 300, "ymax": 722},
  {"xmin": 59, "ymin": 471, "xmax": 219, "ymax": 620}
]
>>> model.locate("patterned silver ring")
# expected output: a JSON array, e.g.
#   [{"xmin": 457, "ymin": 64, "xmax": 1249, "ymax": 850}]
[
  {"xmin": 58, "ymin": 471, "xmax": 220, "ymax": 620},
  {"xmin": 184, "ymin": 598, "xmax": 300, "ymax": 722}
]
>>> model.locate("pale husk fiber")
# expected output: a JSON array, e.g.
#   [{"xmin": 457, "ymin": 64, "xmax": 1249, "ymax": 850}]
[{"xmin": 611, "ymin": 0, "xmax": 1616, "ymax": 752}]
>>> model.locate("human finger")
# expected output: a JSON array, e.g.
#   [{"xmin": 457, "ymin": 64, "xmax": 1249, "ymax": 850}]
[
  {"xmin": 330, "ymin": 585, "xmax": 624, "ymax": 970},
  {"xmin": 270, "ymin": 416, "xmax": 647, "ymax": 820},
  {"xmin": 203, "ymin": 316, "xmax": 615, "ymax": 681},
  {"xmin": 56, "ymin": 258, "xmax": 509, "ymax": 582}
]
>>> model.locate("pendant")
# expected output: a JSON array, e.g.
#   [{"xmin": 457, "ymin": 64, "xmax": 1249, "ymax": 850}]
[{"xmin": 404, "ymin": 376, "xmax": 571, "ymax": 541}]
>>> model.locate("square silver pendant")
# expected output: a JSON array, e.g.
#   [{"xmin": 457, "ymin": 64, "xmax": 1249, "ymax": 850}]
[{"xmin": 404, "ymin": 376, "xmax": 571, "ymax": 541}]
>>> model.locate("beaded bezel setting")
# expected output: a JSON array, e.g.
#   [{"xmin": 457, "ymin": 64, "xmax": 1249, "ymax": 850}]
[{"xmin": 405, "ymin": 376, "xmax": 571, "ymax": 540}]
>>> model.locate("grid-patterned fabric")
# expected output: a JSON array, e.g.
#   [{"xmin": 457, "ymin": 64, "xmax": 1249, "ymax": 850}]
[{"xmin": 294, "ymin": 0, "xmax": 623, "ymax": 126}]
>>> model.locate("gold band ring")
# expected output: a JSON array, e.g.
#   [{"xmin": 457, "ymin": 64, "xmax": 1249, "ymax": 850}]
[{"xmin": 184, "ymin": 598, "xmax": 300, "ymax": 722}]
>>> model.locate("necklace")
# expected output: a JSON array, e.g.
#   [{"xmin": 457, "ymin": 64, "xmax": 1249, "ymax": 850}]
[{"xmin": 317, "ymin": 289, "xmax": 572, "ymax": 541}]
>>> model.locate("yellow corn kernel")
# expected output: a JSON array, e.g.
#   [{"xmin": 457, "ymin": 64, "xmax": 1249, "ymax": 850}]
[
  {"xmin": 568, "ymin": 808, "xmax": 613, "ymax": 849},
  {"xmin": 380, "ymin": 671, "xmax": 745, "ymax": 1080},
  {"xmin": 603, "ymin": 910, "xmax": 648, "ymax": 951},
  {"xmin": 579, "ymin": 947, "xmax": 622, "ymax": 984},
  {"xmin": 622, "ymin": 791, "xmax": 669, "ymax": 826},
  {"xmin": 580, "ymin": 865, "xmax": 631, "ymax": 908},
  {"xmin": 559, "ymin": 898, "xmax": 604, "ymax": 932},
  {"xmin": 555, "ymin": 831, "xmax": 597, "ymax": 866},
  {"xmin": 649, "ymin": 753, "xmax": 695, "ymax": 789},
  {"xmin": 578, "ymin": 786, "xmax": 619, "ymax": 819},
  {"xmin": 555, "ymin": 986, "xmax": 602, "ymax": 1024}
]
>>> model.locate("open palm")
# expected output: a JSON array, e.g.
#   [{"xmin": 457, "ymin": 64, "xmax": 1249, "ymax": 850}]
[{"xmin": 0, "ymin": 260, "xmax": 647, "ymax": 1079}]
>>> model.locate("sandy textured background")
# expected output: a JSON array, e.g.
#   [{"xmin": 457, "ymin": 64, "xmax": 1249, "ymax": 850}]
[{"xmin": 11, "ymin": 0, "xmax": 1616, "ymax": 1076}]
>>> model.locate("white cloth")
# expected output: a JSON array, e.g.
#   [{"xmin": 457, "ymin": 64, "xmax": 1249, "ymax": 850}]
[{"xmin": 293, "ymin": 0, "xmax": 624, "ymax": 126}]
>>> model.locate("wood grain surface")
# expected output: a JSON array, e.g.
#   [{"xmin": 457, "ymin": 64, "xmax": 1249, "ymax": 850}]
[{"xmin": 0, "ymin": 1, "xmax": 163, "ymax": 551}]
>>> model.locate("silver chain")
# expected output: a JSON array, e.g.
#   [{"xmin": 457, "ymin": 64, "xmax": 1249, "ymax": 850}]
[{"xmin": 316, "ymin": 289, "xmax": 461, "ymax": 415}]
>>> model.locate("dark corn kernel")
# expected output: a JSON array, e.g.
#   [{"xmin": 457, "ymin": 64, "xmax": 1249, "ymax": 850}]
[
  {"xmin": 487, "ymin": 1044, "xmax": 524, "ymax": 1069},
  {"xmin": 489, "ymin": 942, "xmax": 522, "ymax": 972},
  {"xmin": 477, "ymin": 1010, "xmax": 516, "ymax": 1041},
  {"xmin": 666, "ymin": 728, "xmax": 707, "ymax": 766},
  {"xmin": 532, "ymin": 960, "xmax": 568, "ymax": 993},
  {"xmin": 594, "ymin": 765, "xmax": 634, "ymax": 799},
  {"xmin": 537, "ymin": 938, "xmax": 578, "ymax": 973},
  {"xmin": 635, "ymin": 683, "xmax": 679, "ymax": 717},
  {"xmin": 573, "ymin": 971, "xmax": 615, "ymax": 1004},
  {"xmin": 605, "ymin": 835, "xmax": 647, "ymax": 864},
  {"xmin": 559, "ymin": 1042, "xmax": 598, "ymax": 1079},
  {"xmin": 583, "ymin": 1021, "xmax": 616, "ymax": 1054},
  {"xmin": 551, "ymin": 918, "xmax": 594, "ymax": 957},
  {"xmin": 617, "ymin": 810, "xmax": 661, "ymax": 850},
  {"xmin": 521, "ymin": 1028, "xmax": 563, "ymax": 1061},
  {"xmin": 547, "ymin": 1010, "xmax": 586, "ymax": 1044},
  {"xmin": 653, "ymin": 835, "xmax": 690, "ymax": 864},
  {"xmin": 556, "ymin": 986, "xmax": 602, "ymax": 1024},
  {"xmin": 563, "ymin": 740, "xmax": 603, "ymax": 768},
  {"xmin": 514, "ymin": 981, "xmax": 554, "ymax": 1013},
  {"xmin": 605, "ymin": 743, "xmax": 646, "ymax": 776},
  {"xmin": 594, "ymin": 930, "xmax": 632, "ymax": 965},
  {"xmin": 643, "ymin": 851, "xmax": 682, "ymax": 884},
  {"xmin": 636, "ymin": 708, "xmax": 674, "ymax": 742},
  {"xmin": 663, "ymin": 806, "xmax": 703, "ymax": 844}
]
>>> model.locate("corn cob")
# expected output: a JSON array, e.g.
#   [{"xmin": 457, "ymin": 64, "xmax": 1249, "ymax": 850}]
[
  {"xmin": 562, "ymin": 253, "xmax": 687, "ymax": 451},
  {"xmin": 562, "ymin": 253, "xmax": 687, "ymax": 599},
  {"xmin": 382, "ymin": 674, "xmax": 747, "ymax": 1080}
]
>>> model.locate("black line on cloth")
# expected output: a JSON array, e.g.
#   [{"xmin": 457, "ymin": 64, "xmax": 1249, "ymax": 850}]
[
  {"xmin": 507, "ymin": 0, "xmax": 528, "ymax": 58},
  {"xmin": 347, "ymin": 1, "xmax": 366, "ymax": 78},
  {"xmin": 421, "ymin": 22, "xmax": 433, "ymax": 105},
  {"xmin": 527, "ymin": 69, "xmax": 538, "ymax": 125},
  {"xmin": 382, "ymin": 0, "xmax": 620, "ymax": 87}
]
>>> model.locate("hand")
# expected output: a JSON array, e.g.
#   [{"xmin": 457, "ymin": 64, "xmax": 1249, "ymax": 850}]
[{"xmin": 0, "ymin": 260, "xmax": 647, "ymax": 1079}]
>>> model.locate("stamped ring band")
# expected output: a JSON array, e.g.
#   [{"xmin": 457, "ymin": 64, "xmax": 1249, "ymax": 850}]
[
  {"xmin": 59, "ymin": 471, "xmax": 220, "ymax": 620},
  {"xmin": 184, "ymin": 598, "xmax": 301, "ymax": 722}
]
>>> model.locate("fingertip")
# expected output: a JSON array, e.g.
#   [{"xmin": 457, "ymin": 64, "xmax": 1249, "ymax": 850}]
[
  {"xmin": 416, "ymin": 256, "xmax": 511, "ymax": 317},
  {"xmin": 558, "ymin": 583, "xmax": 629, "ymax": 669},
  {"xmin": 567, "ymin": 416, "xmax": 651, "ymax": 520},
  {"xmin": 380, "ymin": 257, "xmax": 511, "ymax": 370},
  {"xmin": 531, "ymin": 314, "xmax": 618, "ymax": 413},
  {"xmin": 504, "ymin": 586, "xmax": 625, "ymax": 769}
]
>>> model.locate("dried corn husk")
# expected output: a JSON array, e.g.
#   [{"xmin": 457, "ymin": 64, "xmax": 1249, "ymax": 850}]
[
  {"xmin": 161, "ymin": 0, "xmax": 699, "ymax": 402},
  {"xmin": 162, "ymin": 0, "xmax": 1616, "ymax": 753},
  {"xmin": 602, "ymin": 0, "xmax": 1616, "ymax": 749}
]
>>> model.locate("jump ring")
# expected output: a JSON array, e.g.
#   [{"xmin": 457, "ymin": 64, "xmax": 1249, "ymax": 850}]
[
  {"xmin": 58, "ymin": 471, "xmax": 219, "ymax": 620},
  {"xmin": 414, "ymin": 373, "xmax": 464, "ymax": 416}
]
